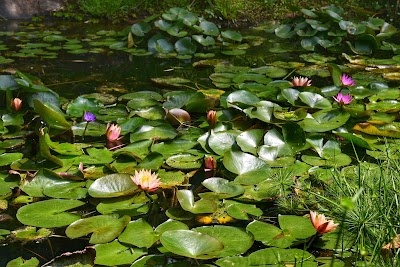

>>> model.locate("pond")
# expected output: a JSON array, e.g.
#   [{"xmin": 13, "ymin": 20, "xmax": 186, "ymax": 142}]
[{"xmin": 1, "ymin": 6, "xmax": 400, "ymax": 267}]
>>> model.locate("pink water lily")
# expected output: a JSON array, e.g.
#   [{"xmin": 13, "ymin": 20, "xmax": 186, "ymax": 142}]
[
  {"xmin": 11, "ymin": 98, "xmax": 22, "ymax": 111},
  {"xmin": 290, "ymin": 76, "xmax": 312, "ymax": 87},
  {"xmin": 106, "ymin": 123, "xmax": 121, "ymax": 142},
  {"xmin": 333, "ymin": 93, "xmax": 352, "ymax": 105},
  {"xmin": 131, "ymin": 169, "xmax": 161, "ymax": 192},
  {"xmin": 341, "ymin": 74, "xmax": 355, "ymax": 86},
  {"xmin": 310, "ymin": 210, "xmax": 338, "ymax": 235}
]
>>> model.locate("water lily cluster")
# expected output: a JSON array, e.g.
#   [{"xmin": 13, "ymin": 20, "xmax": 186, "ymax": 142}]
[{"xmin": 1, "ymin": 9, "xmax": 399, "ymax": 264}]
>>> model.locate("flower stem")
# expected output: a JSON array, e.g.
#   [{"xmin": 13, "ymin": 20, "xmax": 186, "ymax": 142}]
[{"xmin": 82, "ymin": 121, "xmax": 89, "ymax": 141}]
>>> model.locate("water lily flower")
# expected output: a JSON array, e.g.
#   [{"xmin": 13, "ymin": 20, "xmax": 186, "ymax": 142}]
[
  {"xmin": 204, "ymin": 156, "xmax": 217, "ymax": 178},
  {"xmin": 83, "ymin": 111, "xmax": 96, "ymax": 122},
  {"xmin": 207, "ymin": 110, "xmax": 217, "ymax": 128},
  {"xmin": 106, "ymin": 123, "xmax": 121, "ymax": 142},
  {"xmin": 131, "ymin": 169, "xmax": 161, "ymax": 192},
  {"xmin": 11, "ymin": 98, "xmax": 22, "ymax": 111},
  {"xmin": 290, "ymin": 76, "xmax": 312, "ymax": 87},
  {"xmin": 341, "ymin": 74, "xmax": 355, "ymax": 87},
  {"xmin": 333, "ymin": 92, "xmax": 352, "ymax": 105},
  {"xmin": 310, "ymin": 210, "xmax": 338, "ymax": 234},
  {"xmin": 204, "ymin": 156, "xmax": 217, "ymax": 171}
]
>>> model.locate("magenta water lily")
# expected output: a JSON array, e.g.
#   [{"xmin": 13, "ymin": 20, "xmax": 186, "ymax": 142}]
[
  {"xmin": 333, "ymin": 92, "xmax": 352, "ymax": 105},
  {"xmin": 341, "ymin": 74, "xmax": 355, "ymax": 87}
]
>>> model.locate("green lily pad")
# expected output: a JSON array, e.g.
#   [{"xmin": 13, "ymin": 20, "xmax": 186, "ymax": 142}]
[
  {"xmin": 175, "ymin": 37, "xmax": 197, "ymax": 55},
  {"xmin": 160, "ymin": 230, "xmax": 224, "ymax": 259},
  {"xmin": 66, "ymin": 215, "xmax": 130, "ymax": 244},
  {"xmin": 201, "ymin": 178, "xmax": 244, "ymax": 199},
  {"xmin": 299, "ymin": 109, "xmax": 350, "ymax": 132},
  {"xmin": 0, "ymin": 153, "xmax": 23, "ymax": 167},
  {"xmin": 131, "ymin": 22, "xmax": 151, "ymax": 37},
  {"xmin": 11, "ymin": 226, "xmax": 51, "ymax": 241},
  {"xmin": 208, "ymin": 130, "xmax": 240, "ymax": 156},
  {"xmin": 16, "ymin": 199, "xmax": 84, "ymax": 227},
  {"xmin": 223, "ymin": 151, "xmax": 270, "ymax": 175},
  {"xmin": 194, "ymin": 226, "xmax": 254, "ymax": 257},
  {"xmin": 165, "ymin": 153, "xmax": 203, "ymax": 169},
  {"xmin": 119, "ymin": 218, "xmax": 156, "ymax": 248},
  {"xmin": 236, "ymin": 129, "xmax": 264, "ymax": 155},
  {"xmin": 224, "ymin": 200, "xmax": 263, "ymax": 220},
  {"xmin": 200, "ymin": 21, "xmax": 220, "ymax": 36},
  {"xmin": 95, "ymin": 240, "xmax": 147, "ymax": 266},
  {"xmin": 33, "ymin": 99, "xmax": 71, "ymax": 131},
  {"xmin": 299, "ymin": 92, "xmax": 332, "ymax": 109},
  {"xmin": 177, "ymin": 189, "xmax": 217, "ymax": 214},
  {"xmin": 6, "ymin": 257, "xmax": 39, "ymax": 267},
  {"xmin": 130, "ymin": 124, "xmax": 177, "ymax": 143},
  {"xmin": 88, "ymin": 173, "xmax": 138, "ymax": 198},
  {"xmin": 219, "ymin": 30, "xmax": 242, "ymax": 42},
  {"xmin": 248, "ymin": 247, "xmax": 315, "ymax": 265}
]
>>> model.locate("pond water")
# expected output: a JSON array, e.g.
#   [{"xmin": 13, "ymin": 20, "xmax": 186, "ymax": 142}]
[
  {"xmin": 1, "ymin": 11, "xmax": 400, "ymax": 266},
  {"xmin": 0, "ymin": 20, "xmax": 310, "ymax": 98}
]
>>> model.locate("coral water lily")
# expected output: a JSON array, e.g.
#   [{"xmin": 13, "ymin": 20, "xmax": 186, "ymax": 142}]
[
  {"xmin": 310, "ymin": 211, "xmax": 338, "ymax": 234},
  {"xmin": 290, "ymin": 76, "xmax": 312, "ymax": 87},
  {"xmin": 106, "ymin": 123, "xmax": 121, "ymax": 142},
  {"xmin": 341, "ymin": 74, "xmax": 355, "ymax": 86},
  {"xmin": 333, "ymin": 93, "xmax": 352, "ymax": 105},
  {"xmin": 131, "ymin": 169, "xmax": 161, "ymax": 192},
  {"xmin": 11, "ymin": 98, "xmax": 22, "ymax": 111}
]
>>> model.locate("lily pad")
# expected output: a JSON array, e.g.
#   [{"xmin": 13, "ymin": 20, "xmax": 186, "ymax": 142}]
[
  {"xmin": 88, "ymin": 173, "xmax": 138, "ymax": 198},
  {"xmin": 16, "ymin": 199, "xmax": 84, "ymax": 227},
  {"xmin": 160, "ymin": 230, "xmax": 224, "ymax": 259},
  {"xmin": 66, "ymin": 215, "xmax": 130, "ymax": 244}
]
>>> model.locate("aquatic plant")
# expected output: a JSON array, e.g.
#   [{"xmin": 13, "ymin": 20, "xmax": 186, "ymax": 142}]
[
  {"xmin": 83, "ymin": 111, "xmax": 96, "ymax": 122},
  {"xmin": 131, "ymin": 169, "xmax": 161, "ymax": 192},
  {"xmin": 341, "ymin": 73, "xmax": 356, "ymax": 87},
  {"xmin": 310, "ymin": 210, "xmax": 338, "ymax": 234},
  {"xmin": 10, "ymin": 98, "xmax": 22, "ymax": 111},
  {"xmin": 106, "ymin": 123, "xmax": 121, "ymax": 142},
  {"xmin": 333, "ymin": 92, "xmax": 352, "ymax": 105},
  {"xmin": 273, "ymin": 5, "xmax": 397, "ymax": 55},
  {"xmin": 1, "ymin": 6, "xmax": 400, "ymax": 265},
  {"xmin": 290, "ymin": 76, "xmax": 312, "ymax": 87}
]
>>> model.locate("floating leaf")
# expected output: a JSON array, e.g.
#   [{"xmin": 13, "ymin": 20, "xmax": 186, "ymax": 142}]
[
  {"xmin": 202, "ymin": 178, "xmax": 244, "ymax": 199},
  {"xmin": 119, "ymin": 218, "xmax": 156, "ymax": 248},
  {"xmin": 66, "ymin": 215, "xmax": 130, "ymax": 244},
  {"xmin": 160, "ymin": 230, "xmax": 224, "ymax": 259},
  {"xmin": 16, "ymin": 199, "xmax": 84, "ymax": 227},
  {"xmin": 194, "ymin": 226, "xmax": 254, "ymax": 257},
  {"xmin": 95, "ymin": 240, "xmax": 147, "ymax": 266},
  {"xmin": 88, "ymin": 173, "xmax": 138, "ymax": 198},
  {"xmin": 131, "ymin": 22, "xmax": 151, "ymax": 36}
]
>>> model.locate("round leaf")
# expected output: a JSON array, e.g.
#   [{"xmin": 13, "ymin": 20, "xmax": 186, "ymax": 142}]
[
  {"xmin": 66, "ymin": 215, "xmax": 130, "ymax": 244},
  {"xmin": 160, "ymin": 230, "xmax": 224, "ymax": 259},
  {"xmin": 194, "ymin": 226, "xmax": 254, "ymax": 257},
  {"xmin": 16, "ymin": 199, "xmax": 84, "ymax": 227},
  {"xmin": 88, "ymin": 173, "xmax": 138, "ymax": 198}
]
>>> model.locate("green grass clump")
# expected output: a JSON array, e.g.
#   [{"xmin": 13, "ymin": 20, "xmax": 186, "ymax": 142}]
[
  {"xmin": 77, "ymin": 0, "xmax": 139, "ymax": 20},
  {"xmin": 315, "ymin": 158, "xmax": 400, "ymax": 265}
]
